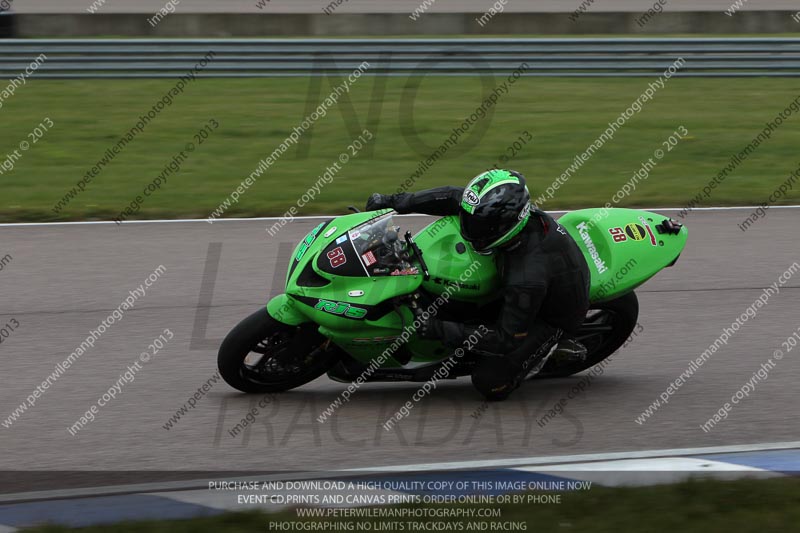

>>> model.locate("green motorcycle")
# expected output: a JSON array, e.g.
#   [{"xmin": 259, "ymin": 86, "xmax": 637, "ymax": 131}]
[{"xmin": 218, "ymin": 207, "xmax": 687, "ymax": 393}]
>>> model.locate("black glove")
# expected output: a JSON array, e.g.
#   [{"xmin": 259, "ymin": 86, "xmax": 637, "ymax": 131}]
[{"xmin": 366, "ymin": 193, "xmax": 393, "ymax": 212}]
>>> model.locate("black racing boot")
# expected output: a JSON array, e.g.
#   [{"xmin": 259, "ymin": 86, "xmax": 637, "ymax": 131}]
[
  {"xmin": 471, "ymin": 341, "xmax": 559, "ymax": 401},
  {"xmin": 549, "ymin": 338, "xmax": 588, "ymax": 364},
  {"xmin": 470, "ymin": 356, "xmax": 518, "ymax": 401}
]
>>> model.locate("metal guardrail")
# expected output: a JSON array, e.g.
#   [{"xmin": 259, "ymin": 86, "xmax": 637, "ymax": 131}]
[{"xmin": 1, "ymin": 38, "xmax": 800, "ymax": 79}]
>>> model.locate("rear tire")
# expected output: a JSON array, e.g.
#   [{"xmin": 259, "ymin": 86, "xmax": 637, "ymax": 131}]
[
  {"xmin": 218, "ymin": 308, "xmax": 339, "ymax": 393},
  {"xmin": 534, "ymin": 291, "xmax": 639, "ymax": 379}
]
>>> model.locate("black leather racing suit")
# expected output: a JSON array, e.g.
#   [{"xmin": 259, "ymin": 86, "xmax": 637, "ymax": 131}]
[{"xmin": 392, "ymin": 186, "xmax": 591, "ymax": 384}]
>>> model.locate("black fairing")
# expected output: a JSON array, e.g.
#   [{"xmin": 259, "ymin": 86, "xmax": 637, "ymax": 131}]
[{"xmin": 317, "ymin": 236, "xmax": 367, "ymax": 277}]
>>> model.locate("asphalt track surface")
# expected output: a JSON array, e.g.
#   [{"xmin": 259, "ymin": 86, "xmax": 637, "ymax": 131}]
[
  {"xmin": 11, "ymin": 0, "xmax": 799, "ymax": 14},
  {"xmin": 1, "ymin": 208, "xmax": 799, "ymax": 485}
]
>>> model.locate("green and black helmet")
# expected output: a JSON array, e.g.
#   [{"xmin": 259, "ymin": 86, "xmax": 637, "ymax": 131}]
[{"xmin": 459, "ymin": 169, "xmax": 531, "ymax": 255}]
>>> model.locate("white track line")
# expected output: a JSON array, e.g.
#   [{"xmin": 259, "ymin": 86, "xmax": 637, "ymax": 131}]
[
  {"xmin": 0, "ymin": 471, "xmax": 328, "ymax": 505},
  {"xmin": 1, "ymin": 440, "xmax": 798, "ymax": 504},
  {"xmin": 344, "ymin": 440, "xmax": 800, "ymax": 473},
  {"xmin": 1, "ymin": 205, "xmax": 799, "ymax": 228}
]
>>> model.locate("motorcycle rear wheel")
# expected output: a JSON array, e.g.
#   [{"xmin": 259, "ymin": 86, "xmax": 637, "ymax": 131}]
[
  {"xmin": 534, "ymin": 291, "xmax": 639, "ymax": 379},
  {"xmin": 218, "ymin": 308, "xmax": 339, "ymax": 393}
]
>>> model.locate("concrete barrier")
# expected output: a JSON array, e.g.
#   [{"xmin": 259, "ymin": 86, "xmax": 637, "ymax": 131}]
[{"xmin": 11, "ymin": 12, "xmax": 800, "ymax": 37}]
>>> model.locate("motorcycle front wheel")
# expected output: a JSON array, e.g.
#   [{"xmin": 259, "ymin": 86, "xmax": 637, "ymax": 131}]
[{"xmin": 218, "ymin": 308, "xmax": 339, "ymax": 393}]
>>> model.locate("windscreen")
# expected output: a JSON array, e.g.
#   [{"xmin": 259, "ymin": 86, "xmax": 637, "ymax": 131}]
[{"xmin": 349, "ymin": 213, "xmax": 419, "ymax": 276}]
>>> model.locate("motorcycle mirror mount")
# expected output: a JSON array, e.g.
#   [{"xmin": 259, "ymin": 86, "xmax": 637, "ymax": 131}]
[{"xmin": 404, "ymin": 231, "xmax": 430, "ymax": 281}]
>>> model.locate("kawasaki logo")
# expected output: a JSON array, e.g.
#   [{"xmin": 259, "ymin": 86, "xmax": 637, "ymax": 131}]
[
  {"xmin": 295, "ymin": 222, "xmax": 325, "ymax": 262},
  {"xmin": 576, "ymin": 222, "xmax": 608, "ymax": 275},
  {"xmin": 314, "ymin": 299, "xmax": 368, "ymax": 319}
]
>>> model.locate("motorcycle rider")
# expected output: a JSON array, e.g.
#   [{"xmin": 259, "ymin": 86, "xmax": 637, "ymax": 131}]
[{"xmin": 366, "ymin": 169, "xmax": 590, "ymax": 401}]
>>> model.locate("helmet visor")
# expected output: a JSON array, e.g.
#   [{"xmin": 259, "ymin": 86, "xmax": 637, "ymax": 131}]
[{"xmin": 459, "ymin": 210, "xmax": 519, "ymax": 253}]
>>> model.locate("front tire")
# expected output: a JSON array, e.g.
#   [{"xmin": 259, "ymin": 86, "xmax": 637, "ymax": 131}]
[{"xmin": 218, "ymin": 308, "xmax": 339, "ymax": 393}]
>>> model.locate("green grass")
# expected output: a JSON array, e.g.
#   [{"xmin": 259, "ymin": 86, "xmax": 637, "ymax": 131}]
[
  {"xmin": 0, "ymin": 76, "xmax": 798, "ymax": 222},
  {"xmin": 24, "ymin": 477, "xmax": 800, "ymax": 532}
]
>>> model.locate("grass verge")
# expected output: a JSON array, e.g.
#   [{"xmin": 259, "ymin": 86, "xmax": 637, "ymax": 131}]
[{"xmin": 0, "ymin": 76, "xmax": 798, "ymax": 222}]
